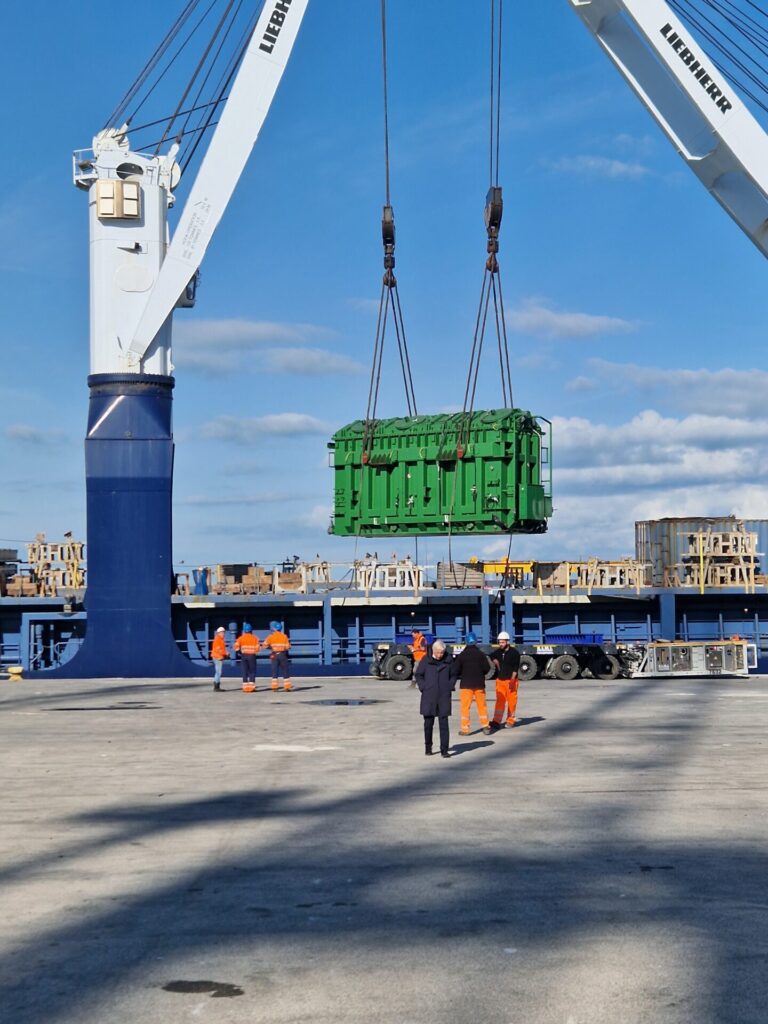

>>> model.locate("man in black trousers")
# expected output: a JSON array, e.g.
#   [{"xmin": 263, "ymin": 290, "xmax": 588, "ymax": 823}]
[{"xmin": 415, "ymin": 639, "xmax": 457, "ymax": 758}]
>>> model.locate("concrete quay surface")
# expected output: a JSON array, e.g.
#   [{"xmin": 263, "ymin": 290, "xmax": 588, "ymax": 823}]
[{"xmin": 1, "ymin": 673, "xmax": 767, "ymax": 1024}]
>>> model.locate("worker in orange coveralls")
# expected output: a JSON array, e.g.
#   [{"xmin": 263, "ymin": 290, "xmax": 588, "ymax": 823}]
[
  {"xmin": 408, "ymin": 629, "xmax": 428, "ymax": 688},
  {"xmin": 234, "ymin": 624, "xmax": 261, "ymax": 690},
  {"xmin": 490, "ymin": 631, "xmax": 520, "ymax": 729},
  {"xmin": 210, "ymin": 626, "xmax": 228, "ymax": 692},
  {"xmin": 453, "ymin": 632, "xmax": 492, "ymax": 736},
  {"xmin": 263, "ymin": 621, "xmax": 293, "ymax": 691}
]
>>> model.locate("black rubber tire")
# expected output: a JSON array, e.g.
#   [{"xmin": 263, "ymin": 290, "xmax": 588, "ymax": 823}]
[
  {"xmin": 592, "ymin": 653, "xmax": 621, "ymax": 681},
  {"xmin": 485, "ymin": 655, "xmax": 497, "ymax": 680},
  {"xmin": 518, "ymin": 654, "xmax": 538, "ymax": 681},
  {"xmin": 385, "ymin": 654, "xmax": 413, "ymax": 681},
  {"xmin": 551, "ymin": 654, "xmax": 580, "ymax": 681},
  {"xmin": 368, "ymin": 660, "xmax": 380, "ymax": 676}
]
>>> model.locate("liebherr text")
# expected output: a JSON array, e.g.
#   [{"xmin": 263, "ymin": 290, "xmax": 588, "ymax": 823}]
[
  {"xmin": 260, "ymin": 0, "xmax": 293, "ymax": 54},
  {"xmin": 661, "ymin": 23, "xmax": 733, "ymax": 114}
]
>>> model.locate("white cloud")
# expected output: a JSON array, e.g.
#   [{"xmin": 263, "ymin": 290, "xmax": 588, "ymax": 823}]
[
  {"xmin": 176, "ymin": 318, "xmax": 333, "ymax": 348},
  {"xmin": 200, "ymin": 413, "xmax": 331, "ymax": 444},
  {"xmin": 589, "ymin": 360, "xmax": 768, "ymax": 417},
  {"xmin": 545, "ymin": 155, "xmax": 651, "ymax": 179},
  {"xmin": 551, "ymin": 410, "xmax": 768, "ymax": 511},
  {"xmin": 508, "ymin": 298, "xmax": 637, "ymax": 339},
  {"xmin": 179, "ymin": 493, "xmax": 296, "ymax": 507},
  {"xmin": 260, "ymin": 347, "xmax": 364, "ymax": 376},
  {"xmin": 172, "ymin": 318, "xmax": 352, "ymax": 375},
  {"xmin": 3, "ymin": 424, "xmax": 65, "ymax": 445},
  {"xmin": 302, "ymin": 504, "xmax": 332, "ymax": 530},
  {"xmin": 346, "ymin": 298, "xmax": 381, "ymax": 313},
  {"xmin": 565, "ymin": 375, "xmax": 597, "ymax": 394}
]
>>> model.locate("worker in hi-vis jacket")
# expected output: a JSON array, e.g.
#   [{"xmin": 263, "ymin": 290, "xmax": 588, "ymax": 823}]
[
  {"xmin": 234, "ymin": 624, "xmax": 261, "ymax": 689},
  {"xmin": 490, "ymin": 631, "xmax": 520, "ymax": 729},
  {"xmin": 210, "ymin": 626, "xmax": 228, "ymax": 691},
  {"xmin": 453, "ymin": 632, "xmax": 492, "ymax": 736},
  {"xmin": 263, "ymin": 621, "xmax": 293, "ymax": 691},
  {"xmin": 408, "ymin": 628, "xmax": 428, "ymax": 688}
]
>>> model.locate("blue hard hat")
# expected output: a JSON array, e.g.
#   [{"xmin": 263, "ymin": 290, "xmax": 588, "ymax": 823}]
[
  {"xmin": 270, "ymin": 621, "xmax": 281, "ymax": 631},
  {"xmin": 243, "ymin": 624, "xmax": 252, "ymax": 632},
  {"xmin": 466, "ymin": 632, "xmax": 477, "ymax": 644}
]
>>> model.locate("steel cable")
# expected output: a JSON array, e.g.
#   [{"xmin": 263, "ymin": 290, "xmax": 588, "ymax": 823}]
[
  {"xmin": 361, "ymin": 0, "xmax": 418, "ymax": 460},
  {"xmin": 180, "ymin": 4, "xmax": 263, "ymax": 172},
  {"xmin": 104, "ymin": 0, "xmax": 201, "ymax": 129}
]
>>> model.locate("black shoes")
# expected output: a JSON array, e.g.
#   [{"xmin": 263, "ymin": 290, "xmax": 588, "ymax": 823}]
[
  {"xmin": 213, "ymin": 685, "xmax": 221, "ymax": 692},
  {"xmin": 441, "ymin": 751, "xmax": 451, "ymax": 758},
  {"xmin": 425, "ymin": 747, "xmax": 434, "ymax": 756}
]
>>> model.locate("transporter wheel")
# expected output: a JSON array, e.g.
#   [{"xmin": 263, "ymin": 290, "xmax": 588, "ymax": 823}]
[
  {"xmin": 592, "ymin": 654, "xmax": 621, "ymax": 681},
  {"xmin": 385, "ymin": 654, "xmax": 413, "ymax": 681},
  {"xmin": 551, "ymin": 654, "xmax": 580, "ymax": 681},
  {"xmin": 485, "ymin": 655, "xmax": 497, "ymax": 680},
  {"xmin": 518, "ymin": 654, "xmax": 538, "ymax": 681}
]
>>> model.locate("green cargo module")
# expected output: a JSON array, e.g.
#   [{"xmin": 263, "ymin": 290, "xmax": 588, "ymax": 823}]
[{"xmin": 329, "ymin": 409, "xmax": 552, "ymax": 537}]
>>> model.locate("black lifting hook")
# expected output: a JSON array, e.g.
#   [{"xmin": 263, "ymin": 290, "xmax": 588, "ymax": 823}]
[
  {"xmin": 484, "ymin": 185, "xmax": 503, "ymax": 273},
  {"xmin": 382, "ymin": 204, "xmax": 396, "ymax": 286}
]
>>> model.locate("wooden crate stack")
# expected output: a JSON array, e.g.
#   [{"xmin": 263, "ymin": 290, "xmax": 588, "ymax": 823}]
[{"xmin": 6, "ymin": 533, "xmax": 85, "ymax": 597}]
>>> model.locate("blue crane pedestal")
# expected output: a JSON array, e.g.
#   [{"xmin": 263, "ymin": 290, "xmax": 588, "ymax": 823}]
[{"xmin": 46, "ymin": 374, "xmax": 202, "ymax": 678}]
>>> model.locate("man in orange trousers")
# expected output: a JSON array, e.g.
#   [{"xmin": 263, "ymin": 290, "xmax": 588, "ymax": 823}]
[
  {"xmin": 453, "ymin": 632, "xmax": 492, "ymax": 736},
  {"xmin": 491, "ymin": 631, "xmax": 520, "ymax": 729}
]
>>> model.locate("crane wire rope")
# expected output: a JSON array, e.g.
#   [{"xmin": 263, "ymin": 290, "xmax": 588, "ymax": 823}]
[
  {"xmin": 153, "ymin": 0, "xmax": 239, "ymax": 155},
  {"xmin": 128, "ymin": 0, "xmax": 221, "ymax": 129},
  {"xmin": 671, "ymin": 0, "xmax": 768, "ymax": 115},
  {"xmin": 178, "ymin": 0, "xmax": 246, "ymax": 143},
  {"xmin": 445, "ymin": 0, "xmax": 513, "ymax": 571},
  {"xmin": 104, "ymin": 0, "xmax": 202, "ymax": 129},
  {"xmin": 179, "ymin": 1, "xmax": 262, "ymax": 171},
  {"xmin": 458, "ymin": 0, "xmax": 512, "ymax": 456},
  {"xmin": 361, "ymin": 0, "xmax": 418, "ymax": 463}
]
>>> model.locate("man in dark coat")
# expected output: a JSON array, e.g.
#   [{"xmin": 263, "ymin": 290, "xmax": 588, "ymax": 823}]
[
  {"xmin": 415, "ymin": 639, "xmax": 456, "ymax": 758},
  {"xmin": 453, "ymin": 632, "xmax": 492, "ymax": 736}
]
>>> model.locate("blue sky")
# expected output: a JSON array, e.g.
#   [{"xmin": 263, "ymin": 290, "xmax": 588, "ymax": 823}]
[{"xmin": 2, "ymin": 1, "xmax": 768, "ymax": 572}]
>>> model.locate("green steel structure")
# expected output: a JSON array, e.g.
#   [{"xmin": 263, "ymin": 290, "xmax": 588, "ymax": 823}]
[{"xmin": 329, "ymin": 409, "xmax": 552, "ymax": 537}]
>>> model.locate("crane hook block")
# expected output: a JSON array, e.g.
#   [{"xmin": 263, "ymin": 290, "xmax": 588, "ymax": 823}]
[
  {"xmin": 484, "ymin": 186, "xmax": 503, "ymax": 236},
  {"xmin": 382, "ymin": 205, "xmax": 396, "ymax": 251}
]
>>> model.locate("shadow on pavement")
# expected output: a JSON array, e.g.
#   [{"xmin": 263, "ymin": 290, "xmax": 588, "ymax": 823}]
[
  {"xmin": 1, "ymin": 679, "xmax": 766, "ymax": 1023},
  {"xmin": 450, "ymin": 740, "xmax": 495, "ymax": 754}
]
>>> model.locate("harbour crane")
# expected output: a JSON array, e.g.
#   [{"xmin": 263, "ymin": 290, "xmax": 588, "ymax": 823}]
[
  {"xmin": 59, "ymin": 1, "xmax": 310, "ymax": 677},
  {"xmin": 50, "ymin": 0, "xmax": 768, "ymax": 678},
  {"xmin": 568, "ymin": 0, "xmax": 768, "ymax": 260}
]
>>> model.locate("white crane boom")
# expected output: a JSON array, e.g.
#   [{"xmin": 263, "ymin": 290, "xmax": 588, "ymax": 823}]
[
  {"xmin": 568, "ymin": 0, "xmax": 768, "ymax": 260},
  {"xmin": 128, "ymin": 0, "xmax": 309, "ymax": 368}
]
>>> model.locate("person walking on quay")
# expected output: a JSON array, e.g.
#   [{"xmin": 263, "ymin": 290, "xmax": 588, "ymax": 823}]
[
  {"xmin": 234, "ymin": 624, "xmax": 261, "ymax": 691},
  {"xmin": 263, "ymin": 621, "xmax": 293, "ymax": 691},
  {"xmin": 453, "ymin": 632, "xmax": 492, "ymax": 736},
  {"xmin": 415, "ymin": 639, "xmax": 456, "ymax": 758},
  {"xmin": 210, "ymin": 626, "xmax": 228, "ymax": 691},
  {"xmin": 491, "ymin": 631, "xmax": 520, "ymax": 729}
]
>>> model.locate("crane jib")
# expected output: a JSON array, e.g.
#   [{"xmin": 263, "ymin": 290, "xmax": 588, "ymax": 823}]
[
  {"xmin": 659, "ymin": 24, "xmax": 732, "ymax": 115},
  {"xmin": 260, "ymin": 0, "xmax": 294, "ymax": 54}
]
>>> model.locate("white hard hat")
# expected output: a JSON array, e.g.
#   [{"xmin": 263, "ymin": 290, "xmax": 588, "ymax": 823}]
[
  {"xmin": 497, "ymin": 631, "xmax": 510, "ymax": 641},
  {"xmin": 216, "ymin": 626, "xmax": 226, "ymax": 633}
]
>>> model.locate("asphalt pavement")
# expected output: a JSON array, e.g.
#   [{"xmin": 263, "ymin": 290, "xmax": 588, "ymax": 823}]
[{"xmin": 1, "ymin": 672, "xmax": 767, "ymax": 1024}]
